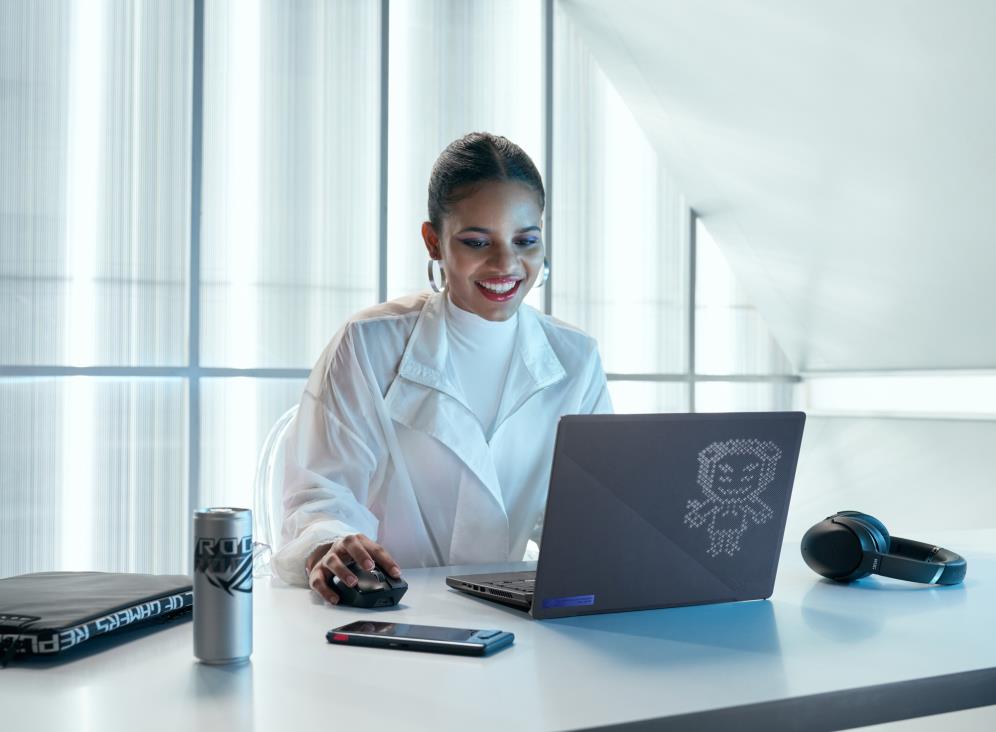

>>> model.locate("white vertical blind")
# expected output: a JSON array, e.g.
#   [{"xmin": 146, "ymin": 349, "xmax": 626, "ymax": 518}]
[
  {"xmin": 199, "ymin": 377, "xmax": 306, "ymax": 511},
  {"xmin": 0, "ymin": 378, "xmax": 63, "ymax": 577},
  {"xmin": 695, "ymin": 218, "xmax": 794, "ymax": 376},
  {"xmin": 200, "ymin": 0, "xmax": 381, "ymax": 369},
  {"xmin": 0, "ymin": 0, "xmax": 191, "ymax": 367},
  {"xmin": 386, "ymin": 0, "xmax": 545, "ymax": 308},
  {"xmin": 551, "ymin": 2, "xmax": 689, "ymax": 377},
  {"xmin": 607, "ymin": 381, "xmax": 688, "ymax": 414},
  {"xmin": 0, "ymin": 378, "xmax": 187, "ymax": 578},
  {"xmin": 1, "ymin": 0, "xmax": 192, "ymax": 578}
]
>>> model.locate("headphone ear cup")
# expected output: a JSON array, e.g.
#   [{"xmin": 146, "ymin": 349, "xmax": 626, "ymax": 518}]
[
  {"xmin": 836, "ymin": 511, "xmax": 891, "ymax": 554},
  {"xmin": 801, "ymin": 519, "xmax": 865, "ymax": 581}
]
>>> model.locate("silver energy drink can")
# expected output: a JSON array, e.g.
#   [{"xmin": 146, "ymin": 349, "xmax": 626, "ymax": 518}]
[{"xmin": 193, "ymin": 507, "xmax": 253, "ymax": 663}]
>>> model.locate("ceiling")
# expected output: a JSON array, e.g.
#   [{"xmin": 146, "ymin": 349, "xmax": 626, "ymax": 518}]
[{"xmin": 562, "ymin": 0, "xmax": 996, "ymax": 371}]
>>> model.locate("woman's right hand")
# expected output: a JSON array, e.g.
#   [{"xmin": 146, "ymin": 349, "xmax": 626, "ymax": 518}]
[{"xmin": 305, "ymin": 534, "xmax": 403, "ymax": 605}]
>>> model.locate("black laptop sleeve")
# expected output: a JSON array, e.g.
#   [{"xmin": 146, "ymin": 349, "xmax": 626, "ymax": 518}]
[{"xmin": 0, "ymin": 571, "xmax": 193, "ymax": 664}]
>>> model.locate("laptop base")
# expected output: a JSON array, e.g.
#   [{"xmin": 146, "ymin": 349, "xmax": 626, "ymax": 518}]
[{"xmin": 445, "ymin": 571, "xmax": 535, "ymax": 610}]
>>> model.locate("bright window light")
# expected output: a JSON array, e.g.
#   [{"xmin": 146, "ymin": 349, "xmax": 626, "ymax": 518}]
[
  {"xmin": 61, "ymin": 0, "xmax": 107, "ymax": 570},
  {"xmin": 804, "ymin": 373, "xmax": 996, "ymax": 418}
]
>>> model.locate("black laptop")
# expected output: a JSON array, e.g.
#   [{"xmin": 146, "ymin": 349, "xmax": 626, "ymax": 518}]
[{"xmin": 447, "ymin": 411, "xmax": 806, "ymax": 619}]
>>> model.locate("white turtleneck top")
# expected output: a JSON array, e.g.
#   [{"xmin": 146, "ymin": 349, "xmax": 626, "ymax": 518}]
[{"xmin": 443, "ymin": 292, "xmax": 519, "ymax": 438}]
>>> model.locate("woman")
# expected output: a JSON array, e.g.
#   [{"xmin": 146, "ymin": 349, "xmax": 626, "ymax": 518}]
[{"xmin": 272, "ymin": 132, "xmax": 613, "ymax": 604}]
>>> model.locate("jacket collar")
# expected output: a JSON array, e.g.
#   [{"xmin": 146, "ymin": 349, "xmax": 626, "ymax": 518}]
[
  {"xmin": 393, "ymin": 291, "xmax": 462, "ymax": 406},
  {"xmin": 491, "ymin": 299, "xmax": 567, "ymax": 437},
  {"xmin": 396, "ymin": 291, "xmax": 565, "ymax": 422},
  {"xmin": 385, "ymin": 291, "xmax": 566, "ymax": 510}
]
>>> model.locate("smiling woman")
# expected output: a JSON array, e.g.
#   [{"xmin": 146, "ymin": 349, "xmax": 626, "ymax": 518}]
[
  {"xmin": 421, "ymin": 136, "xmax": 548, "ymax": 321},
  {"xmin": 272, "ymin": 132, "xmax": 614, "ymax": 606}
]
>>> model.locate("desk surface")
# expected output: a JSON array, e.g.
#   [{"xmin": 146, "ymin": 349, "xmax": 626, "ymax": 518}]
[{"xmin": 3, "ymin": 531, "xmax": 995, "ymax": 732}]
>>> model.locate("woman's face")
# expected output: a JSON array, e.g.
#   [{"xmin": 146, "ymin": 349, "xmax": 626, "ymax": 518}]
[{"xmin": 421, "ymin": 180, "xmax": 544, "ymax": 322}]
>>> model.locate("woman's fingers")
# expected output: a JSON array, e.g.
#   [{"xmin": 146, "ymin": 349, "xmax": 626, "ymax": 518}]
[
  {"xmin": 340, "ymin": 534, "xmax": 376, "ymax": 572},
  {"xmin": 322, "ymin": 549, "xmax": 359, "ymax": 588},
  {"xmin": 362, "ymin": 538, "xmax": 403, "ymax": 578},
  {"xmin": 308, "ymin": 564, "xmax": 340, "ymax": 605}
]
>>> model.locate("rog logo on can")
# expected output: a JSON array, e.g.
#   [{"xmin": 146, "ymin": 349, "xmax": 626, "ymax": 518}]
[{"xmin": 195, "ymin": 535, "xmax": 253, "ymax": 595}]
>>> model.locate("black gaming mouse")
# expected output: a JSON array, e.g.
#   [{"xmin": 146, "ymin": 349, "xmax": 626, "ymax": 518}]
[{"xmin": 331, "ymin": 560, "xmax": 408, "ymax": 608}]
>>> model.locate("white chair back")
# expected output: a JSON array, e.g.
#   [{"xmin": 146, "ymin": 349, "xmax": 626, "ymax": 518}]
[{"xmin": 252, "ymin": 404, "xmax": 299, "ymax": 576}]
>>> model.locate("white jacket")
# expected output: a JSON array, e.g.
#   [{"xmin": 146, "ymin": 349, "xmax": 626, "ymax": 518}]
[{"xmin": 272, "ymin": 290, "xmax": 613, "ymax": 586}]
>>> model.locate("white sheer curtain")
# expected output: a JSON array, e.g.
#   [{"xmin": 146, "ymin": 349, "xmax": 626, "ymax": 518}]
[
  {"xmin": 200, "ymin": 0, "xmax": 381, "ymax": 369},
  {"xmin": 0, "ymin": 378, "xmax": 187, "ymax": 576},
  {"xmin": 1, "ymin": 0, "xmax": 192, "ymax": 577},
  {"xmin": 386, "ymin": 0, "xmax": 545, "ymax": 308},
  {"xmin": 199, "ymin": 377, "xmax": 305, "ymax": 512},
  {"xmin": 196, "ymin": 0, "xmax": 381, "ymax": 538},
  {"xmin": 1, "ymin": 0, "xmax": 191, "ymax": 367},
  {"xmin": 552, "ymin": 3, "xmax": 690, "ymax": 413},
  {"xmin": 695, "ymin": 219, "xmax": 794, "ymax": 377}
]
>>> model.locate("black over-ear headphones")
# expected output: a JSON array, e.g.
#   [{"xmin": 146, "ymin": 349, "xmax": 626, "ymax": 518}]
[{"xmin": 801, "ymin": 511, "xmax": 966, "ymax": 585}]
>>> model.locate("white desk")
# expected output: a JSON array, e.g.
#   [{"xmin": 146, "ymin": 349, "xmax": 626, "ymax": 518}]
[{"xmin": 3, "ymin": 532, "xmax": 995, "ymax": 732}]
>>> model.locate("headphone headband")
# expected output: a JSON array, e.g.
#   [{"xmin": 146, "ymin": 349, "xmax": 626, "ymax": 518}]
[{"xmin": 881, "ymin": 536, "xmax": 966, "ymax": 585}]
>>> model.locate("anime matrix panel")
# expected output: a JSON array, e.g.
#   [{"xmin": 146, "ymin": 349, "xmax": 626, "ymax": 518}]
[{"xmin": 531, "ymin": 411, "xmax": 806, "ymax": 620}]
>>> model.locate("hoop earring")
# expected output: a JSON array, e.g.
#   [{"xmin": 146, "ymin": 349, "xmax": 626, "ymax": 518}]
[
  {"xmin": 427, "ymin": 258, "xmax": 447, "ymax": 293},
  {"xmin": 536, "ymin": 257, "xmax": 550, "ymax": 288}
]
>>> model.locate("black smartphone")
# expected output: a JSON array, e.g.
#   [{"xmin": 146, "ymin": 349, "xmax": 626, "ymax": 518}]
[{"xmin": 327, "ymin": 620, "xmax": 514, "ymax": 656}]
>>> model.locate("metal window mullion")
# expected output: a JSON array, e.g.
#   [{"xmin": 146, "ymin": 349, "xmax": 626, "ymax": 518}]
[
  {"xmin": 188, "ymin": 0, "xmax": 205, "ymax": 530},
  {"xmin": 606, "ymin": 373, "xmax": 801, "ymax": 384},
  {"xmin": 688, "ymin": 208, "xmax": 697, "ymax": 411},
  {"xmin": 0, "ymin": 366, "xmax": 314, "ymax": 378},
  {"xmin": 543, "ymin": 0, "xmax": 553, "ymax": 316},
  {"xmin": 378, "ymin": 0, "xmax": 389, "ymax": 304}
]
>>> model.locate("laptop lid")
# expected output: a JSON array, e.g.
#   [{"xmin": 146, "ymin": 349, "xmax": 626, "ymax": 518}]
[{"xmin": 530, "ymin": 411, "xmax": 806, "ymax": 620}]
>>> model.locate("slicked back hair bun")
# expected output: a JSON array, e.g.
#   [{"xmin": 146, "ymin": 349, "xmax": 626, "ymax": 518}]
[{"xmin": 427, "ymin": 132, "xmax": 545, "ymax": 236}]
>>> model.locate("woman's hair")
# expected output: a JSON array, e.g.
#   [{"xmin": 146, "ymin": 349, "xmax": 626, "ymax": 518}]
[{"xmin": 427, "ymin": 131, "xmax": 545, "ymax": 235}]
